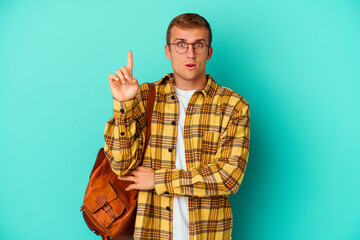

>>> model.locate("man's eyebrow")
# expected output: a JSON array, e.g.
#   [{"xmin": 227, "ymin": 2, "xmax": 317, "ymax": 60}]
[{"xmin": 173, "ymin": 38, "xmax": 206, "ymax": 42}]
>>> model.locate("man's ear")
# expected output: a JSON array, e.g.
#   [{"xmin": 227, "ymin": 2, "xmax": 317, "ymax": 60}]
[
  {"xmin": 207, "ymin": 46, "xmax": 213, "ymax": 60},
  {"xmin": 165, "ymin": 44, "xmax": 171, "ymax": 59}
]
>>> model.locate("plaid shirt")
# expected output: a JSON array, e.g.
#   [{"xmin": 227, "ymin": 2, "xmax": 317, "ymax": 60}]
[{"xmin": 104, "ymin": 73, "xmax": 250, "ymax": 240}]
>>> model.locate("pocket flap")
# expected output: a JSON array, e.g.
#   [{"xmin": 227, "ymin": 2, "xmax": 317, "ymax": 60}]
[
  {"xmin": 84, "ymin": 182, "xmax": 118, "ymax": 212},
  {"xmin": 84, "ymin": 182, "xmax": 126, "ymax": 228}
]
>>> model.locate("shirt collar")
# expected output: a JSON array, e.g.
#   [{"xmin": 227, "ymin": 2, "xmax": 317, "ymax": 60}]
[{"xmin": 160, "ymin": 73, "xmax": 218, "ymax": 98}]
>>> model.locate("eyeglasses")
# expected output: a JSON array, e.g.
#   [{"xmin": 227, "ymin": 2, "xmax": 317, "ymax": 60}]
[{"xmin": 167, "ymin": 41, "xmax": 210, "ymax": 55}]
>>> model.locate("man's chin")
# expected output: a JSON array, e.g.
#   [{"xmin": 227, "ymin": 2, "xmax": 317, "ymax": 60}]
[{"xmin": 176, "ymin": 72, "xmax": 199, "ymax": 82}]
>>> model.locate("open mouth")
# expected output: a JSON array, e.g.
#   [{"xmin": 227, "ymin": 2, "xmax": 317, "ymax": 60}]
[{"xmin": 185, "ymin": 63, "xmax": 196, "ymax": 70}]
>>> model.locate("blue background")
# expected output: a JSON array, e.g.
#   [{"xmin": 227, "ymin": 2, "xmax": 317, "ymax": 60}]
[{"xmin": 1, "ymin": 0, "xmax": 359, "ymax": 239}]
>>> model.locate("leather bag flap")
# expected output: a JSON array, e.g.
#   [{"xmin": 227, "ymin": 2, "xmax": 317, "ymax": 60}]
[
  {"xmin": 84, "ymin": 182, "xmax": 126, "ymax": 228},
  {"xmin": 84, "ymin": 181, "xmax": 118, "ymax": 212}
]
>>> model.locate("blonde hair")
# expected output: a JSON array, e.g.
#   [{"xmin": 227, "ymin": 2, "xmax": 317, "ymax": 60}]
[{"xmin": 166, "ymin": 13, "xmax": 212, "ymax": 46}]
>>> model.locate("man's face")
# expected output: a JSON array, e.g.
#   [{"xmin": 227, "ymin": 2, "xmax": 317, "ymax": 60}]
[{"xmin": 165, "ymin": 26, "xmax": 213, "ymax": 85}]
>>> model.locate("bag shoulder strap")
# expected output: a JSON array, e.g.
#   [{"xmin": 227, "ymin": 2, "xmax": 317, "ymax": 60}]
[{"xmin": 143, "ymin": 82, "xmax": 155, "ymax": 155}]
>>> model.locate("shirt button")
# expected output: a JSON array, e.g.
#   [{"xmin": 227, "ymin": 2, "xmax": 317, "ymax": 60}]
[
  {"xmin": 121, "ymin": 132, "xmax": 125, "ymax": 136},
  {"xmin": 166, "ymin": 206, "xmax": 170, "ymax": 211},
  {"xmin": 120, "ymin": 109, "xmax": 125, "ymax": 114},
  {"xmin": 171, "ymin": 96, "xmax": 175, "ymax": 100},
  {"xmin": 171, "ymin": 121, "xmax": 176, "ymax": 125},
  {"xmin": 168, "ymin": 148, "xmax": 172, "ymax": 152}
]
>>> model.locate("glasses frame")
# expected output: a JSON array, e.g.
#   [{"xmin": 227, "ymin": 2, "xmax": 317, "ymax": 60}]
[{"xmin": 167, "ymin": 41, "xmax": 210, "ymax": 55}]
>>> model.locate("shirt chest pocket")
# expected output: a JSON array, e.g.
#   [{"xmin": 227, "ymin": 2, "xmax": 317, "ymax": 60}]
[{"xmin": 201, "ymin": 131, "xmax": 221, "ymax": 166}]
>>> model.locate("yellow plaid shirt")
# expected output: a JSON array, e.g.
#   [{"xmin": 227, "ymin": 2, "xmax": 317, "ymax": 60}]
[{"xmin": 104, "ymin": 73, "xmax": 250, "ymax": 240}]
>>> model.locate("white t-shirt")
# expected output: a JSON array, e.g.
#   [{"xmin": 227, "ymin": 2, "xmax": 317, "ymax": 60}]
[{"xmin": 172, "ymin": 84, "xmax": 196, "ymax": 240}]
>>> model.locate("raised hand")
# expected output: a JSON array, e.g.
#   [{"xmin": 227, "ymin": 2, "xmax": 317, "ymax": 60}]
[{"xmin": 108, "ymin": 51, "xmax": 140, "ymax": 102}]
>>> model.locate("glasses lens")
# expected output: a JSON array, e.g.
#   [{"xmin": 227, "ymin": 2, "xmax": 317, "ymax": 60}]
[
  {"xmin": 194, "ymin": 42, "xmax": 206, "ymax": 55},
  {"xmin": 175, "ymin": 42, "xmax": 187, "ymax": 54}
]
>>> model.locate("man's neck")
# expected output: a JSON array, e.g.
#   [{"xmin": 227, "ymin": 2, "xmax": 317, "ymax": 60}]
[{"xmin": 172, "ymin": 74, "xmax": 207, "ymax": 91}]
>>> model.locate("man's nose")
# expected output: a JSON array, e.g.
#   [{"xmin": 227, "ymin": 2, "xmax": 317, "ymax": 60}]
[{"xmin": 186, "ymin": 44, "xmax": 196, "ymax": 58}]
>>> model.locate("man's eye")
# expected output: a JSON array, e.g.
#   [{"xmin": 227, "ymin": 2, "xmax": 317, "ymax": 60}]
[
  {"xmin": 177, "ymin": 42, "xmax": 186, "ymax": 47},
  {"xmin": 195, "ymin": 42, "xmax": 204, "ymax": 48}
]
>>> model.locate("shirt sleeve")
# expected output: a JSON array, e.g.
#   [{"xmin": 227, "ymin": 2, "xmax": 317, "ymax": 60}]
[
  {"xmin": 154, "ymin": 103, "xmax": 250, "ymax": 197},
  {"xmin": 103, "ymin": 84, "xmax": 149, "ymax": 176}
]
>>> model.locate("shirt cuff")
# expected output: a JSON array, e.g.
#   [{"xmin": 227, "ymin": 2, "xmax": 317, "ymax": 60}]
[
  {"xmin": 154, "ymin": 169, "xmax": 173, "ymax": 196},
  {"xmin": 113, "ymin": 97, "xmax": 134, "ymax": 118}
]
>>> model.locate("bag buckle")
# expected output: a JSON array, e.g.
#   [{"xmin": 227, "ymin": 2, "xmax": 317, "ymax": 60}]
[{"xmin": 96, "ymin": 195, "xmax": 116, "ymax": 219}]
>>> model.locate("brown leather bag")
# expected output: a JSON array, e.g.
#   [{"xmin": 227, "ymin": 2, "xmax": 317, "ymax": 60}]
[{"xmin": 80, "ymin": 83, "xmax": 155, "ymax": 240}]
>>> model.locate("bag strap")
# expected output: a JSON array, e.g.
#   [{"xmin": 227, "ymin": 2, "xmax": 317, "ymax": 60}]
[{"xmin": 143, "ymin": 82, "xmax": 155, "ymax": 156}]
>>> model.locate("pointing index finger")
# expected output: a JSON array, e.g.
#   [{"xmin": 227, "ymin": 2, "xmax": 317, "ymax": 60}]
[{"xmin": 127, "ymin": 50, "xmax": 133, "ymax": 78}]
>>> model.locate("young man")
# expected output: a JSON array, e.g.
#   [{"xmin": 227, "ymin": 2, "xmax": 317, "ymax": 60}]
[{"xmin": 104, "ymin": 13, "xmax": 250, "ymax": 240}]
